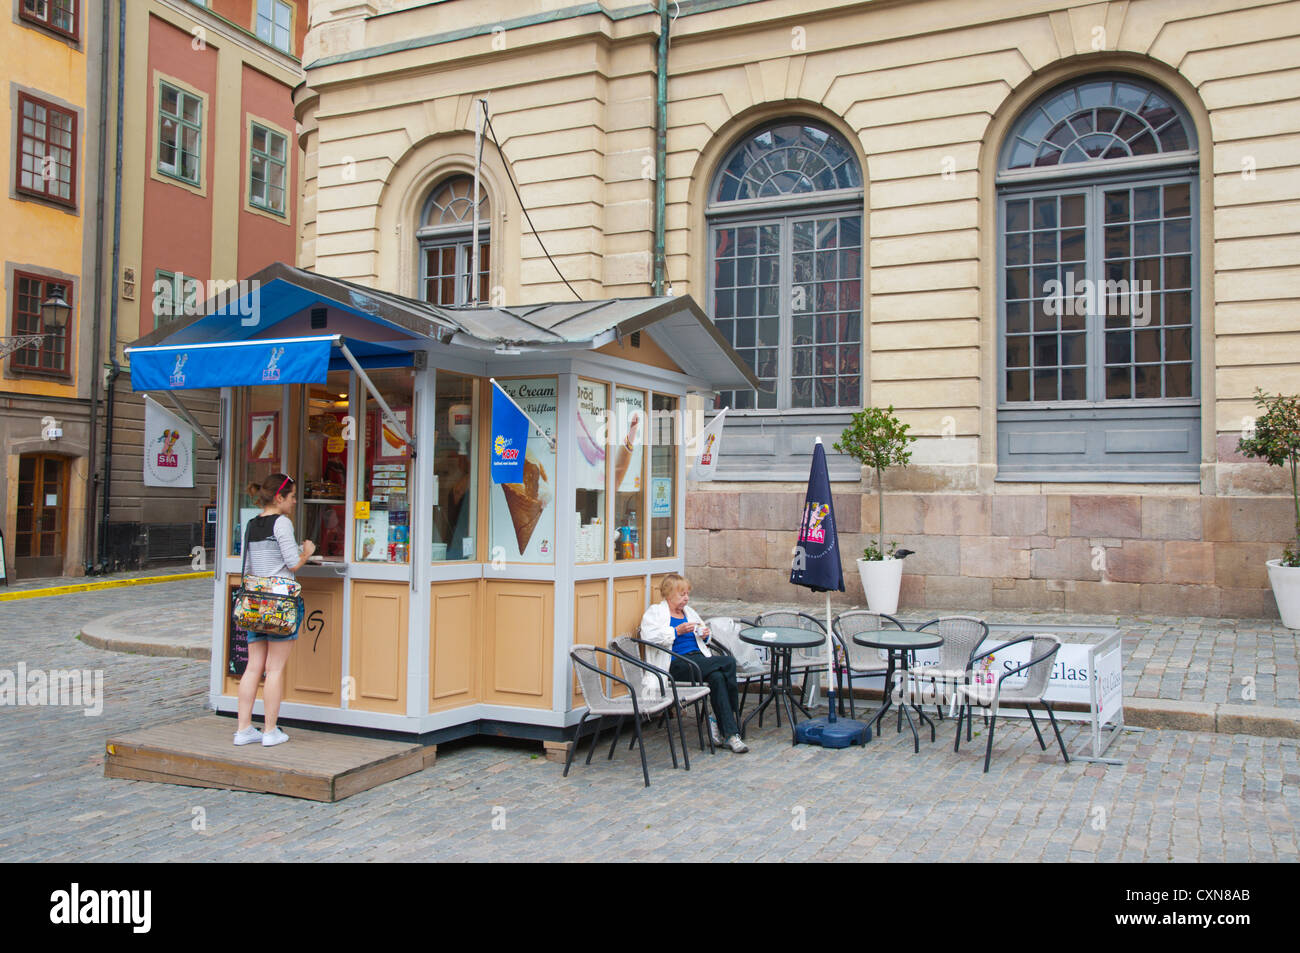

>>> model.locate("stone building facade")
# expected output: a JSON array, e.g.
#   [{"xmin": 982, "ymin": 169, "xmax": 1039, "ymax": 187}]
[{"xmin": 298, "ymin": 0, "xmax": 1300, "ymax": 617}]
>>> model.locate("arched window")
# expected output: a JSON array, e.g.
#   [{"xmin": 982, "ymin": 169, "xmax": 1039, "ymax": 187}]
[
  {"xmin": 417, "ymin": 175, "xmax": 490, "ymax": 305},
  {"xmin": 707, "ymin": 121, "xmax": 863, "ymax": 411},
  {"xmin": 996, "ymin": 75, "xmax": 1200, "ymax": 481}
]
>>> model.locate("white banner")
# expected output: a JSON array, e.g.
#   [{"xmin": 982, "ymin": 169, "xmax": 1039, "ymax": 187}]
[
  {"xmin": 143, "ymin": 397, "xmax": 194, "ymax": 488},
  {"xmin": 908, "ymin": 637, "xmax": 1098, "ymax": 705},
  {"xmin": 689, "ymin": 408, "xmax": 727, "ymax": 482}
]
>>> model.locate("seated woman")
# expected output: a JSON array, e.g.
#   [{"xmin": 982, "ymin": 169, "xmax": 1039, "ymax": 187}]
[{"xmin": 638, "ymin": 573, "xmax": 749, "ymax": 753}]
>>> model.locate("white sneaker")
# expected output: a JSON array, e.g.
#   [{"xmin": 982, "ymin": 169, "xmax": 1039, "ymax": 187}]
[
  {"xmin": 261, "ymin": 727, "xmax": 289, "ymax": 747},
  {"xmin": 233, "ymin": 726, "xmax": 262, "ymax": 746},
  {"xmin": 708, "ymin": 716, "xmax": 723, "ymax": 747},
  {"xmin": 727, "ymin": 735, "xmax": 749, "ymax": 754}
]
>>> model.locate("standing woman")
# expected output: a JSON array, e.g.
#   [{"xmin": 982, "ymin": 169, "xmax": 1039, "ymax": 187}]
[{"xmin": 234, "ymin": 473, "xmax": 315, "ymax": 747}]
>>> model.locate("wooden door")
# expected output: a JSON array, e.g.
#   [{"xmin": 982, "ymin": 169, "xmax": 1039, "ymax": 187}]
[{"xmin": 15, "ymin": 454, "xmax": 68, "ymax": 578}]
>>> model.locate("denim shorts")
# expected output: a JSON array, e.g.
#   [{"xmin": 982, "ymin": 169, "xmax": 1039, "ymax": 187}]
[{"xmin": 246, "ymin": 630, "xmax": 299, "ymax": 643}]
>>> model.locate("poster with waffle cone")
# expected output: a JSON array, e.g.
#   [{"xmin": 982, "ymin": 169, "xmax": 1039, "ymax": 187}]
[{"xmin": 490, "ymin": 378, "xmax": 557, "ymax": 562}]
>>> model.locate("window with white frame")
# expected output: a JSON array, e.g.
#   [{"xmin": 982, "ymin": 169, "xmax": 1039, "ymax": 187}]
[
  {"xmin": 153, "ymin": 269, "xmax": 201, "ymax": 326},
  {"xmin": 256, "ymin": 0, "xmax": 292, "ymax": 54},
  {"xmin": 417, "ymin": 176, "xmax": 490, "ymax": 306},
  {"xmin": 249, "ymin": 122, "xmax": 287, "ymax": 215},
  {"xmin": 996, "ymin": 74, "xmax": 1200, "ymax": 481},
  {"xmin": 157, "ymin": 81, "xmax": 202, "ymax": 186}
]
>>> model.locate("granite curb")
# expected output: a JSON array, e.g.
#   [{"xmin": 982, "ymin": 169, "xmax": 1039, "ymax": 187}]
[{"xmin": 79, "ymin": 604, "xmax": 213, "ymax": 660}]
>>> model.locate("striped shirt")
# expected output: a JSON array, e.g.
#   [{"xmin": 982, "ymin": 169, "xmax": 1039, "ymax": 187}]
[{"xmin": 244, "ymin": 514, "xmax": 301, "ymax": 579}]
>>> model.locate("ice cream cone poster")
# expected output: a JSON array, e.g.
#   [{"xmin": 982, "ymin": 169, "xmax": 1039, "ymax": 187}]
[
  {"xmin": 490, "ymin": 378, "xmax": 557, "ymax": 563},
  {"xmin": 143, "ymin": 398, "xmax": 194, "ymax": 487},
  {"xmin": 575, "ymin": 379, "xmax": 607, "ymax": 492},
  {"xmin": 613, "ymin": 387, "xmax": 645, "ymax": 492}
]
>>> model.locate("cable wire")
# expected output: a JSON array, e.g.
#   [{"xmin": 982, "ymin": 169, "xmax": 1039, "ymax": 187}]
[{"xmin": 483, "ymin": 111, "xmax": 583, "ymax": 301}]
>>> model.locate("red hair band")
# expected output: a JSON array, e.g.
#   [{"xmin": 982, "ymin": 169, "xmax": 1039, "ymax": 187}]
[{"xmin": 277, "ymin": 476, "xmax": 293, "ymax": 496}]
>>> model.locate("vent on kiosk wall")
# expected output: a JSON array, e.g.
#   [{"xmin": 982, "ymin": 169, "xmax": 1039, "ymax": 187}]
[
  {"xmin": 310, "ymin": 307, "xmax": 327, "ymax": 329},
  {"xmin": 630, "ymin": 331, "xmax": 640, "ymax": 348}
]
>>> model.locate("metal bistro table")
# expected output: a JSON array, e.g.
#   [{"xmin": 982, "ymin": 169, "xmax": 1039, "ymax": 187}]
[
  {"xmin": 853, "ymin": 629, "xmax": 944, "ymax": 753},
  {"xmin": 739, "ymin": 626, "xmax": 825, "ymax": 745}
]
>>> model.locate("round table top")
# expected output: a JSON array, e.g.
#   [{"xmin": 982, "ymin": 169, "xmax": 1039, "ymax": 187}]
[
  {"xmin": 852, "ymin": 629, "xmax": 944, "ymax": 651},
  {"xmin": 739, "ymin": 625, "xmax": 825, "ymax": 650}
]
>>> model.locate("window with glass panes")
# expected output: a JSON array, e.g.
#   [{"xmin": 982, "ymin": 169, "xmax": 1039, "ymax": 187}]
[
  {"xmin": 250, "ymin": 123, "xmax": 287, "ymax": 215},
  {"xmin": 10, "ymin": 272, "xmax": 70, "ymax": 376},
  {"xmin": 158, "ymin": 82, "xmax": 202, "ymax": 185},
  {"xmin": 708, "ymin": 122, "xmax": 863, "ymax": 411},
  {"xmin": 997, "ymin": 75, "xmax": 1199, "ymax": 480},
  {"xmin": 153, "ymin": 270, "xmax": 201, "ymax": 327},
  {"xmin": 20, "ymin": 0, "xmax": 77, "ymax": 39},
  {"xmin": 16, "ymin": 93, "xmax": 76, "ymax": 206},
  {"xmin": 418, "ymin": 176, "xmax": 490, "ymax": 306},
  {"xmin": 256, "ymin": 0, "xmax": 292, "ymax": 53}
]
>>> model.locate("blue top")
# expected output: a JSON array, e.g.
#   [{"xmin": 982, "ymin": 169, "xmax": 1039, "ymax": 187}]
[{"xmin": 670, "ymin": 615, "xmax": 698, "ymax": 656}]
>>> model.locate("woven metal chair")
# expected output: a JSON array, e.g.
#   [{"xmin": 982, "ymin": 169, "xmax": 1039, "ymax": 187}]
[
  {"xmin": 703, "ymin": 617, "xmax": 768, "ymax": 717},
  {"xmin": 953, "ymin": 634, "xmax": 1070, "ymax": 773},
  {"xmin": 830, "ymin": 610, "xmax": 906, "ymax": 720},
  {"xmin": 565, "ymin": 644, "xmax": 681, "ymax": 787},
  {"xmin": 612, "ymin": 634, "xmax": 714, "ymax": 756},
  {"xmin": 906, "ymin": 616, "xmax": 990, "ymax": 719},
  {"xmin": 755, "ymin": 611, "xmax": 828, "ymax": 711}
]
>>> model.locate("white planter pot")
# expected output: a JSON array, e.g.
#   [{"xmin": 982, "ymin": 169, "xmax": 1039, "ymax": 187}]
[
  {"xmin": 857, "ymin": 557, "xmax": 904, "ymax": 614},
  {"xmin": 1267, "ymin": 559, "xmax": 1300, "ymax": 630}
]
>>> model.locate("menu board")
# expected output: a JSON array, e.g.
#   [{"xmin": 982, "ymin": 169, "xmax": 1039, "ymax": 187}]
[{"xmin": 490, "ymin": 377, "xmax": 557, "ymax": 563}]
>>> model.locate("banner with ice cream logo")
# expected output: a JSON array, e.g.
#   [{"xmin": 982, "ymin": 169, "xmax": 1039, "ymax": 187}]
[
  {"xmin": 489, "ymin": 378, "xmax": 556, "ymax": 563},
  {"xmin": 143, "ymin": 397, "xmax": 194, "ymax": 488}
]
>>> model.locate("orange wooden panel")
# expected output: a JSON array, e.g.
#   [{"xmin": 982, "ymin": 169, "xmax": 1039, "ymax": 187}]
[
  {"xmin": 284, "ymin": 577, "xmax": 343, "ymax": 707},
  {"xmin": 572, "ymin": 579, "xmax": 607, "ymax": 708},
  {"xmin": 429, "ymin": 579, "xmax": 479, "ymax": 712},
  {"xmin": 595, "ymin": 334, "xmax": 682, "ymax": 373},
  {"xmin": 482, "ymin": 580, "xmax": 553, "ymax": 709},
  {"xmin": 610, "ymin": 575, "xmax": 648, "ymax": 698},
  {"xmin": 348, "ymin": 580, "xmax": 409, "ymax": 715}
]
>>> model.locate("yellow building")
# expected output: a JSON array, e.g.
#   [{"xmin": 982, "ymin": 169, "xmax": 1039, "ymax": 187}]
[
  {"xmin": 1, "ymin": 0, "xmax": 100, "ymax": 578},
  {"xmin": 296, "ymin": 0, "xmax": 1300, "ymax": 618}
]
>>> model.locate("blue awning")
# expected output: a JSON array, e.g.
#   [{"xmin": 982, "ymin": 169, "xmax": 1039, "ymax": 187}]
[{"xmin": 126, "ymin": 335, "xmax": 410, "ymax": 391}]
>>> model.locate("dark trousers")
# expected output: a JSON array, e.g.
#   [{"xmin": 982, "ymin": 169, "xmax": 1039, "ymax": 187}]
[{"xmin": 670, "ymin": 653, "xmax": 740, "ymax": 738}]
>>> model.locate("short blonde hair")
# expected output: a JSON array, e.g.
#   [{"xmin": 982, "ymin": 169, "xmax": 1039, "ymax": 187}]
[{"xmin": 660, "ymin": 573, "xmax": 690, "ymax": 600}]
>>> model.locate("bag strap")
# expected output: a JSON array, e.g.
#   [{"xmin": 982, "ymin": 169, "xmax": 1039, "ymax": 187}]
[{"xmin": 239, "ymin": 517, "xmax": 252, "ymax": 589}]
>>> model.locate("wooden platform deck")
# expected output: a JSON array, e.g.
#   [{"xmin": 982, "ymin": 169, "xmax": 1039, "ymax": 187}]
[{"xmin": 104, "ymin": 717, "xmax": 438, "ymax": 802}]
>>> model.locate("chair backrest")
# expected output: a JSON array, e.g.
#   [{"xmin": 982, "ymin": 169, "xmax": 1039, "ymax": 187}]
[
  {"xmin": 571, "ymin": 645, "xmax": 615, "ymax": 707},
  {"xmin": 918, "ymin": 616, "xmax": 989, "ymax": 672},
  {"xmin": 833, "ymin": 610, "xmax": 903, "ymax": 669},
  {"xmin": 610, "ymin": 634, "xmax": 648, "ymax": 695},
  {"xmin": 756, "ymin": 610, "xmax": 827, "ymax": 662},
  {"xmin": 706, "ymin": 617, "xmax": 766, "ymax": 670},
  {"xmin": 1017, "ymin": 635, "xmax": 1061, "ymax": 699}
]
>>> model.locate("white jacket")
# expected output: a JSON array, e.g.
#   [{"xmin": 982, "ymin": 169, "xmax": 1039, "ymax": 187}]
[{"xmin": 637, "ymin": 601, "xmax": 712, "ymax": 698}]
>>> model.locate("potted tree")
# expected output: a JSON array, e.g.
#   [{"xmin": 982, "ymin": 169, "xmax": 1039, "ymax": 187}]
[
  {"xmin": 834, "ymin": 405, "xmax": 916, "ymax": 613},
  {"xmin": 1238, "ymin": 389, "xmax": 1300, "ymax": 629}
]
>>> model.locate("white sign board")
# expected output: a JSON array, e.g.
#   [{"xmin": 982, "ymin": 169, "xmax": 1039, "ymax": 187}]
[{"xmin": 908, "ymin": 638, "xmax": 1095, "ymax": 705}]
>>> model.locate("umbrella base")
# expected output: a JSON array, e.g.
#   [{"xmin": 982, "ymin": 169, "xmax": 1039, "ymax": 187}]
[{"xmin": 794, "ymin": 717, "xmax": 870, "ymax": 749}]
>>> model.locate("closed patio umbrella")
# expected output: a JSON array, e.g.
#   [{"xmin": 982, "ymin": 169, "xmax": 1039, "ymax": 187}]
[{"xmin": 791, "ymin": 438, "xmax": 870, "ymax": 747}]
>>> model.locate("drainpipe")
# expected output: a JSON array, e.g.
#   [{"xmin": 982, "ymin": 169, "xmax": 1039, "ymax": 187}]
[
  {"xmin": 653, "ymin": 0, "xmax": 668, "ymax": 296},
  {"xmin": 84, "ymin": 0, "xmax": 113, "ymax": 572},
  {"xmin": 98, "ymin": 0, "xmax": 126, "ymax": 566}
]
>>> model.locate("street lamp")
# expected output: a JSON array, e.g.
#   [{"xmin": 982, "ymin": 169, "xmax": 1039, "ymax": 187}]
[{"xmin": 41, "ymin": 293, "xmax": 71, "ymax": 331}]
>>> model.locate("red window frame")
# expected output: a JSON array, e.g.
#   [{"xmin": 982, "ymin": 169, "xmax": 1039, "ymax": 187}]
[
  {"xmin": 9, "ymin": 271, "xmax": 72, "ymax": 379},
  {"xmin": 18, "ymin": 0, "xmax": 79, "ymax": 41},
  {"xmin": 15, "ymin": 92, "xmax": 78, "ymax": 208}
]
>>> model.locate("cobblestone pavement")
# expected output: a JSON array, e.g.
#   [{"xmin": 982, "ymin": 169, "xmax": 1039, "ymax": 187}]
[
  {"xmin": 1, "ymin": 583, "xmax": 1298, "ymax": 861},
  {"xmin": 696, "ymin": 599, "xmax": 1300, "ymax": 710}
]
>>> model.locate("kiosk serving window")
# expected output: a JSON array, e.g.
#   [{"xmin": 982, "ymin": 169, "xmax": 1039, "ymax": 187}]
[
  {"xmin": 574, "ymin": 378, "xmax": 607, "ymax": 563},
  {"xmin": 232, "ymin": 385, "xmax": 286, "ymax": 555},
  {"xmin": 490, "ymin": 377, "xmax": 557, "ymax": 564},
  {"xmin": 613, "ymin": 385, "xmax": 646, "ymax": 560},
  {"xmin": 433, "ymin": 372, "xmax": 477, "ymax": 562},
  {"xmin": 650, "ymin": 393, "xmax": 676, "ymax": 558},
  {"xmin": 354, "ymin": 367, "xmax": 415, "ymax": 564},
  {"xmin": 298, "ymin": 370, "xmax": 351, "ymax": 562}
]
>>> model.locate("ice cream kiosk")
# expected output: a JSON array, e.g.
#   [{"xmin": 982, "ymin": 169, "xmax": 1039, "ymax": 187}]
[{"xmin": 125, "ymin": 263, "xmax": 757, "ymax": 743}]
